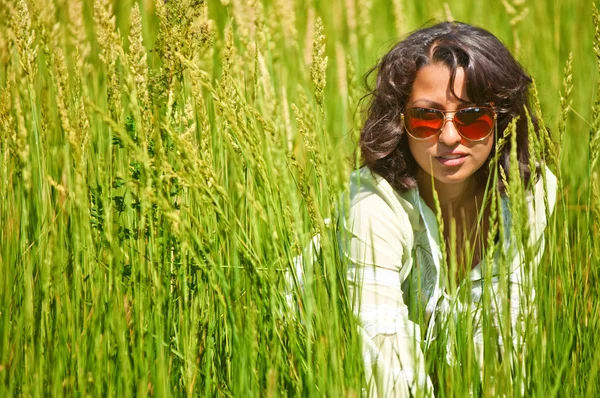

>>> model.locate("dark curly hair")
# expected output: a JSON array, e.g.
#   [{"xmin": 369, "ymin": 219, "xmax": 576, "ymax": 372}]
[{"xmin": 360, "ymin": 21, "xmax": 537, "ymax": 193}]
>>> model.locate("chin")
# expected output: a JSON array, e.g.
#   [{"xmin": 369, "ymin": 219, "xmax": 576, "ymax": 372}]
[
  {"xmin": 434, "ymin": 176, "xmax": 472, "ymax": 185},
  {"xmin": 433, "ymin": 168, "xmax": 475, "ymax": 183},
  {"xmin": 420, "ymin": 165, "xmax": 480, "ymax": 186}
]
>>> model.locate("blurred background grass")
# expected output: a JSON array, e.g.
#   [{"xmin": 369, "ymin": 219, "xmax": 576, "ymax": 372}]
[{"xmin": 0, "ymin": 0, "xmax": 598, "ymax": 396}]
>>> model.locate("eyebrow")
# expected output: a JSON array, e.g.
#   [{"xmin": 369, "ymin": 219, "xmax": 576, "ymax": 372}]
[{"xmin": 409, "ymin": 99, "xmax": 476, "ymax": 108}]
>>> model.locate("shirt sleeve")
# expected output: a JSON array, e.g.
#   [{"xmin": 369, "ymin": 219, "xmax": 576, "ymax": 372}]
[{"xmin": 339, "ymin": 169, "xmax": 433, "ymax": 397}]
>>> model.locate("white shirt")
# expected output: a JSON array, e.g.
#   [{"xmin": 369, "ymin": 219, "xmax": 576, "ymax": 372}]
[{"xmin": 338, "ymin": 166, "xmax": 557, "ymax": 397}]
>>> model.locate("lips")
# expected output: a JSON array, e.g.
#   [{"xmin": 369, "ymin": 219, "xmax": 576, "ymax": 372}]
[{"xmin": 436, "ymin": 152, "xmax": 468, "ymax": 166}]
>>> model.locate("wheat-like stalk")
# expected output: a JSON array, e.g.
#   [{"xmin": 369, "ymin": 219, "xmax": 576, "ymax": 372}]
[
  {"xmin": 94, "ymin": 0, "xmax": 122, "ymax": 120},
  {"xmin": 310, "ymin": 16, "xmax": 328, "ymax": 113},
  {"xmin": 0, "ymin": 1, "xmax": 597, "ymax": 396},
  {"xmin": 557, "ymin": 52, "xmax": 573, "ymax": 164},
  {"xmin": 0, "ymin": 3, "xmax": 9, "ymax": 68},
  {"xmin": 281, "ymin": 88, "xmax": 294, "ymax": 152},
  {"xmin": 288, "ymin": 154, "xmax": 320, "ymax": 234},
  {"xmin": 0, "ymin": 74, "xmax": 14, "ymax": 184},
  {"xmin": 53, "ymin": 46, "xmax": 81, "ymax": 163},
  {"xmin": 530, "ymin": 80, "xmax": 555, "ymax": 162},
  {"xmin": 257, "ymin": 50, "xmax": 278, "ymax": 119},
  {"xmin": 67, "ymin": 0, "xmax": 90, "ymax": 72},
  {"xmin": 274, "ymin": 0, "xmax": 298, "ymax": 46},
  {"xmin": 188, "ymin": 68, "xmax": 213, "ymax": 165},
  {"xmin": 12, "ymin": 0, "xmax": 37, "ymax": 86},
  {"xmin": 128, "ymin": 3, "xmax": 152, "ymax": 147},
  {"xmin": 502, "ymin": 0, "xmax": 529, "ymax": 57},
  {"xmin": 590, "ymin": 4, "xmax": 600, "ymax": 224},
  {"xmin": 65, "ymin": 0, "xmax": 91, "ymax": 172}
]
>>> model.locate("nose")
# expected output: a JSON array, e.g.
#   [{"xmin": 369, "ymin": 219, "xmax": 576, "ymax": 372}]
[{"xmin": 438, "ymin": 115, "xmax": 462, "ymax": 145}]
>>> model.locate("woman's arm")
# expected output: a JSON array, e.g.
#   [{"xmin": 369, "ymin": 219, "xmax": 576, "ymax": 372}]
[{"xmin": 340, "ymin": 169, "xmax": 433, "ymax": 397}]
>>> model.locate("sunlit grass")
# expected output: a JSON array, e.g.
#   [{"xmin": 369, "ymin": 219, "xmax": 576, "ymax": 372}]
[{"xmin": 0, "ymin": 0, "xmax": 598, "ymax": 396}]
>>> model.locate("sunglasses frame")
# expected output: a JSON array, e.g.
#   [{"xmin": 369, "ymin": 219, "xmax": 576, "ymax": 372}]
[{"xmin": 401, "ymin": 106, "xmax": 497, "ymax": 142}]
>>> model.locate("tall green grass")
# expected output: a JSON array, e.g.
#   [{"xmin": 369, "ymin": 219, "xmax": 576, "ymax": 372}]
[{"xmin": 0, "ymin": 0, "xmax": 598, "ymax": 396}]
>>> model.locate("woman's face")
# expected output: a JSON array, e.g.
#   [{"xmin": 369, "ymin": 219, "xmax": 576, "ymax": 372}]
[{"xmin": 406, "ymin": 62, "xmax": 494, "ymax": 190}]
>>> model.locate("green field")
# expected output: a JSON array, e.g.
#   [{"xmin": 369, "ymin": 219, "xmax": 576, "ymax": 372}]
[{"xmin": 1, "ymin": 0, "xmax": 599, "ymax": 396}]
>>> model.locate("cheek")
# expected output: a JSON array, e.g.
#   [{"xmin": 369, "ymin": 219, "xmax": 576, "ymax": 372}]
[
  {"xmin": 462, "ymin": 130, "xmax": 494, "ymax": 158},
  {"xmin": 408, "ymin": 139, "xmax": 433, "ymax": 162},
  {"xmin": 408, "ymin": 139, "xmax": 438, "ymax": 173},
  {"xmin": 407, "ymin": 139, "xmax": 417, "ymax": 160},
  {"xmin": 478, "ymin": 139, "xmax": 495, "ymax": 162}
]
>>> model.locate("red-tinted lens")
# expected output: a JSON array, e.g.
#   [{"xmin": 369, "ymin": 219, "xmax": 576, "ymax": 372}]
[
  {"xmin": 404, "ymin": 108, "xmax": 444, "ymax": 139},
  {"xmin": 454, "ymin": 108, "xmax": 494, "ymax": 140}
]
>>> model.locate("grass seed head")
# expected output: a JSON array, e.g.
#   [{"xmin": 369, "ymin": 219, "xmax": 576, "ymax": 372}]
[
  {"xmin": 530, "ymin": 80, "xmax": 555, "ymax": 162},
  {"xmin": 126, "ymin": 4, "xmax": 152, "ymax": 146},
  {"xmin": 258, "ymin": 51, "xmax": 277, "ymax": 118},
  {"xmin": 53, "ymin": 46, "xmax": 83, "ymax": 164},
  {"xmin": 188, "ymin": 70, "xmax": 212, "ymax": 164},
  {"xmin": 310, "ymin": 16, "xmax": 328, "ymax": 112},
  {"xmin": 274, "ymin": 0, "xmax": 297, "ymax": 45},
  {"xmin": 67, "ymin": 0, "xmax": 89, "ymax": 71},
  {"xmin": 13, "ymin": 78, "xmax": 31, "ymax": 190},
  {"xmin": 12, "ymin": 0, "xmax": 38, "ymax": 85},
  {"xmin": 94, "ymin": 0, "xmax": 122, "ymax": 119},
  {"xmin": 557, "ymin": 52, "xmax": 573, "ymax": 161},
  {"xmin": 0, "ymin": 4, "xmax": 9, "ymax": 66}
]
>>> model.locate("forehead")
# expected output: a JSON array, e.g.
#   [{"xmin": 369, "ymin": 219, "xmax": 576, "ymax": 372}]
[{"xmin": 408, "ymin": 62, "xmax": 471, "ymax": 106}]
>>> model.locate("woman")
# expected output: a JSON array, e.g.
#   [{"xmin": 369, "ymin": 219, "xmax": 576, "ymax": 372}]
[{"xmin": 339, "ymin": 21, "xmax": 557, "ymax": 396}]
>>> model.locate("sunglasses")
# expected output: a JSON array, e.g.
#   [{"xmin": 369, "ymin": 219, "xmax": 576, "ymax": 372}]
[{"xmin": 402, "ymin": 106, "xmax": 496, "ymax": 141}]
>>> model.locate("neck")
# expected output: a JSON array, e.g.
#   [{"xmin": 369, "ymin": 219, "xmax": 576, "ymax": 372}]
[
  {"xmin": 416, "ymin": 170, "xmax": 481, "ymax": 217},
  {"xmin": 416, "ymin": 170, "xmax": 490, "ymax": 275}
]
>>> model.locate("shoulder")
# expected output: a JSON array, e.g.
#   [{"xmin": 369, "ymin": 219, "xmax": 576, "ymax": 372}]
[
  {"xmin": 339, "ymin": 167, "xmax": 417, "ymax": 268},
  {"xmin": 345, "ymin": 167, "xmax": 417, "ymax": 230}
]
